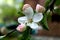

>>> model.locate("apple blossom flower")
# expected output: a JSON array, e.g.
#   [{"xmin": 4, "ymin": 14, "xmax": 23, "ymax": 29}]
[{"xmin": 18, "ymin": 4, "xmax": 43, "ymax": 30}]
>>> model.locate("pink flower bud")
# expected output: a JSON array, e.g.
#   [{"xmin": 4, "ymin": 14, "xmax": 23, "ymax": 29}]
[
  {"xmin": 22, "ymin": 4, "xmax": 31, "ymax": 10},
  {"xmin": 16, "ymin": 24, "xmax": 26, "ymax": 32},
  {"xmin": 36, "ymin": 4, "xmax": 45, "ymax": 13}
]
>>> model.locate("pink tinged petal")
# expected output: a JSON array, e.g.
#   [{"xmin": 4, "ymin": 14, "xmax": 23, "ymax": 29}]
[
  {"xmin": 16, "ymin": 24, "xmax": 25, "ymax": 32},
  {"xmin": 33, "ymin": 13, "xmax": 43, "ymax": 22},
  {"xmin": 23, "ymin": 4, "xmax": 34, "ymax": 19},
  {"xmin": 29, "ymin": 22, "xmax": 39, "ymax": 29},
  {"xmin": 23, "ymin": 7, "xmax": 34, "ymax": 19},
  {"xmin": 18, "ymin": 16, "xmax": 28, "ymax": 24},
  {"xmin": 23, "ymin": 4, "xmax": 31, "ymax": 11},
  {"xmin": 36, "ymin": 4, "xmax": 45, "ymax": 12}
]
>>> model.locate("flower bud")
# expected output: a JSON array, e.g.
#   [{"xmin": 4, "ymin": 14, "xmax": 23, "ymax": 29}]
[
  {"xmin": 1, "ymin": 27, "xmax": 8, "ymax": 35},
  {"xmin": 36, "ymin": 4, "xmax": 45, "ymax": 13},
  {"xmin": 22, "ymin": 4, "xmax": 31, "ymax": 11},
  {"xmin": 16, "ymin": 24, "xmax": 26, "ymax": 32}
]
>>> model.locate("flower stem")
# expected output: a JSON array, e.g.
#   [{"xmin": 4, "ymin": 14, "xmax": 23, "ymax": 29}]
[{"xmin": 19, "ymin": 26, "xmax": 32, "ymax": 40}]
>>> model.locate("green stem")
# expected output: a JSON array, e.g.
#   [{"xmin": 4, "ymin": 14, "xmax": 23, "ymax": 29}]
[{"xmin": 19, "ymin": 26, "xmax": 32, "ymax": 40}]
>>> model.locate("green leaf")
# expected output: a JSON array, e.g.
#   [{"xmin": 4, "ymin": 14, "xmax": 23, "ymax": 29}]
[
  {"xmin": 55, "ymin": 0, "xmax": 60, "ymax": 6},
  {"xmin": 45, "ymin": 0, "xmax": 51, "ymax": 7},
  {"xmin": 18, "ymin": 27, "xmax": 32, "ymax": 40},
  {"xmin": 54, "ymin": 8, "xmax": 60, "ymax": 15},
  {"xmin": 41, "ymin": 13, "xmax": 49, "ymax": 31},
  {"xmin": 47, "ymin": 12, "xmax": 51, "ymax": 21}
]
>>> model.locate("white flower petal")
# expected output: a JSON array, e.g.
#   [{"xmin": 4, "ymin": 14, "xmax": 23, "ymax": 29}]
[
  {"xmin": 18, "ymin": 16, "xmax": 28, "ymax": 24},
  {"xmin": 33, "ymin": 13, "xmax": 43, "ymax": 22},
  {"xmin": 23, "ymin": 7, "xmax": 34, "ymax": 19},
  {"xmin": 29, "ymin": 22, "xmax": 39, "ymax": 29}
]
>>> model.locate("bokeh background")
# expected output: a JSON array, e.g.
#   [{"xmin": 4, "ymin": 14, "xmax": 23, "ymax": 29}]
[{"xmin": 0, "ymin": 0, "xmax": 60, "ymax": 40}]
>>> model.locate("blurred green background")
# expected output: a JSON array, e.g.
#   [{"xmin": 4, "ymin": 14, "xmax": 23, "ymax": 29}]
[{"xmin": 0, "ymin": 0, "xmax": 24, "ymax": 26}]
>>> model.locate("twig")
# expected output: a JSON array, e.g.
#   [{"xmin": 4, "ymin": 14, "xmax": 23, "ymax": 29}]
[
  {"xmin": 45, "ymin": 0, "xmax": 56, "ymax": 13},
  {"xmin": 0, "ymin": 29, "xmax": 16, "ymax": 39},
  {"xmin": 5, "ymin": 29, "xmax": 16, "ymax": 37}
]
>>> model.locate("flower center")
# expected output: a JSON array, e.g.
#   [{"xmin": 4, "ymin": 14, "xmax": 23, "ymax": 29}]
[{"xmin": 28, "ymin": 19, "xmax": 33, "ymax": 23}]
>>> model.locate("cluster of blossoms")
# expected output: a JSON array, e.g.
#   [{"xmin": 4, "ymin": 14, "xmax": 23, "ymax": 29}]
[{"xmin": 16, "ymin": 4, "xmax": 45, "ymax": 32}]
